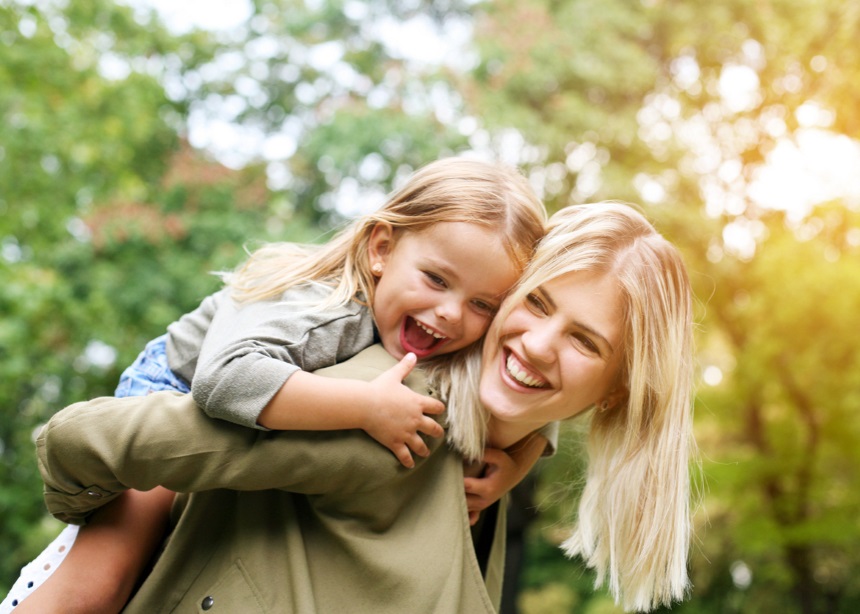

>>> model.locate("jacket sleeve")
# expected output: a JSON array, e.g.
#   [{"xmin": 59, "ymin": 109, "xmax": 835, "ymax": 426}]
[{"xmin": 38, "ymin": 348, "xmax": 436, "ymax": 525}]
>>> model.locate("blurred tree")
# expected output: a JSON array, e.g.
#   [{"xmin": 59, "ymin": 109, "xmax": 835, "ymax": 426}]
[
  {"xmin": 1, "ymin": 0, "xmax": 189, "ymax": 585},
  {"xmin": 462, "ymin": 0, "xmax": 860, "ymax": 612},
  {"xmin": 171, "ymin": 0, "xmax": 476, "ymax": 227},
  {"xmin": 0, "ymin": 0, "xmax": 312, "ymax": 591},
  {"xmin": 4, "ymin": 0, "xmax": 860, "ymax": 612},
  {"xmin": 688, "ymin": 204, "xmax": 860, "ymax": 613}
]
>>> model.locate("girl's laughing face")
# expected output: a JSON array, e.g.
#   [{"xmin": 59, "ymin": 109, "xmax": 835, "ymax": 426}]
[{"xmin": 369, "ymin": 221, "xmax": 518, "ymax": 360}]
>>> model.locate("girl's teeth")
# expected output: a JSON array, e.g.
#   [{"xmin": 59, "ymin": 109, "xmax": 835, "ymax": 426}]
[
  {"xmin": 417, "ymin": 321, "xmax": 445, "ymax": 339},
  {"xmin": 506, "ymin": 354, "xmax": 546, "ymax": 388}
]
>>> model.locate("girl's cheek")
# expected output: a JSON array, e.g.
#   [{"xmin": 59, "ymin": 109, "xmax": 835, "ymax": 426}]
[{"xmin": 469, "ymin": 319, "xmax": 491, "ymax": 343}]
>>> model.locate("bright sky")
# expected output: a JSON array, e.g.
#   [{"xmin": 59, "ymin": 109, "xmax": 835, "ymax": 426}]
[
  {"xmin": 133, "ymin": 0, "xmax": 252, "ymax": 33},
  {"xmin": 132, "ymin": 0, "xmax": 860, "ymax": 227}
]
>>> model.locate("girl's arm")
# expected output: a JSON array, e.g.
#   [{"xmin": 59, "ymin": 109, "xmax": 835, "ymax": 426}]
[
  {"xmin": 463, "ymin": 432, "xmax": 549, "ymax": 525},
  {"xmin": 38, "ymin": 347, "xmax": 440, "ymax": 525},
  {"xmin": 192, "ymin": 290, "xmax": 443, "ymax": 467},
  {"xmin": 189, "ymin": 287, "xmax": 379, "ymax": 430},
  {"xmin": 258, "ymin": 353, "xmax": 445, "ymax": 467}
]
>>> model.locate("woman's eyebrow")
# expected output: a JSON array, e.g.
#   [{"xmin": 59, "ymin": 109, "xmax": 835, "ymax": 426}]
[{"xmin": 540, "ymin": 285, "xmax": 616, "ymax": 355}]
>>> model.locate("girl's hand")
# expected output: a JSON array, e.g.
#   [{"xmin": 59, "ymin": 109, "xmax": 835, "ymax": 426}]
[
  {"xmin": 364, "ymin": 353, "xmax": 445, "ymax": 468},
  {"xmin": 464, "ymin": 447, "xmax": 519, "ymax": 525}
]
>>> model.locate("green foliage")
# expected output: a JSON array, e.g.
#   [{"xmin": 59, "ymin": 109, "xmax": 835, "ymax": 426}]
[
  {"xmin": 0, "ymin": 1, "xmax": 314, "ymax": 590},
  {"xmin": 292, "ymin": 106, "xmax": 469, "ymax": 228},
  {"xmin": 3, "ymin": 0, "xmax": 860, "ymax": 612},
  {"xmin": 466, "ymin": 0, "xmax": 860, "ymax": 611},
  {"xmin": 689, "ymin": 206, "xmax": 860, "ymax": 612}
]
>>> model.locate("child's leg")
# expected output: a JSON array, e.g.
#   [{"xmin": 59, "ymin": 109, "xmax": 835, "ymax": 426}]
[
  {"xmin": 11, "ymin": 488, "xmax": 175, "ymax": 614},
  {"xmin": 0, "ymin": 526, "xmax": 77, "ymax": 613},
  {"xmin": 114, "ymin": 334, "xmax": 192, "ymax": 399},
  {"xmin": 4, "ymin": 335, "xmax": 188, "ymax": 611}
]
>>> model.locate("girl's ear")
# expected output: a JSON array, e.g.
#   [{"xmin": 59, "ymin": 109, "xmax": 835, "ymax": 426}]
[{"xmin": 368, "ymin": 222, "xmax": 394, "ymax": 274}]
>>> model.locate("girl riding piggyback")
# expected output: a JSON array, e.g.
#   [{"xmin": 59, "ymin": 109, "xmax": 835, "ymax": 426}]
[
  {"xmin": 3, "ymin": 157, "xmax": 548, "ymax": 614},
  {"xmin": 150, "ymin": 156, "xmax": 547, "ymax": 462}
]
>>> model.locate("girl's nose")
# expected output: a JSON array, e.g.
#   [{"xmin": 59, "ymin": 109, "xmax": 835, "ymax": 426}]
[{"xmin": 435, "ymin": 298, "xmax": 463, "ymax": 324}]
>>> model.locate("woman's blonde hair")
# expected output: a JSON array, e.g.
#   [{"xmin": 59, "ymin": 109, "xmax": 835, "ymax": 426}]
[
  {"xmin": 438, "ymin": 201, "xmax": 695, "ymax": 611},
  {"xmin": 222, "ymin": 157, "xmax": 547, "ymax": 308}
]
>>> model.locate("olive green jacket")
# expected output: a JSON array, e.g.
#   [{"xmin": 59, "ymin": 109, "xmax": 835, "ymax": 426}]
[{"xmin": 37, "ymin": 346, "xmax": 506, "ymax": 613}]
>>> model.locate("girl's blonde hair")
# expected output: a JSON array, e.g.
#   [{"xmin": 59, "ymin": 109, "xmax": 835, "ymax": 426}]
[
  {"xmin": 223, "ymin": 157, "xmax": 547, "ymax": 308},
  {"xmin": 438, "ymin": 201, "xmax": 695, "ymax": 611}
]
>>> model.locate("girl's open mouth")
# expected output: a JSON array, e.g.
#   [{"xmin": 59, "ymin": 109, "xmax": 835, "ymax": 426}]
[{"xmin": 401, "ymin": 317, "xmax": 448, "ymax": 357}]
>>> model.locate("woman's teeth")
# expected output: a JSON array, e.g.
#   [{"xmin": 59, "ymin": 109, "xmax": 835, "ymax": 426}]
[
  {"xmin": 416, "ymin": 321, "xmax": 446, "ymax": 340},
  {"xmin": 505, "ymin": 354, "xmax": 546, "ymax": 388}
]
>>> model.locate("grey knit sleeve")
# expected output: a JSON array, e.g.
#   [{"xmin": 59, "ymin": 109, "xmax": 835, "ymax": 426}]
[{"xmin": 191, "ymin": 284, "xmax": 376, "ymax": 429}]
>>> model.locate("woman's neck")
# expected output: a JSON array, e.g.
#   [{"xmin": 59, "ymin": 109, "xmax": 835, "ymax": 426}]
[{"xmin": 485, "ymin": 417, "xmax": 538, "ymax": 451}]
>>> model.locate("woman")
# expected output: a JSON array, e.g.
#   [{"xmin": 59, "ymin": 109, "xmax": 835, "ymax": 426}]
[
  {"xmin": 28, "ymin": 202, "xmax": 695, "ymax": 613},
  {"xmin": 442, "ymin": 202, "xmax": 695, "ymax": 610}
]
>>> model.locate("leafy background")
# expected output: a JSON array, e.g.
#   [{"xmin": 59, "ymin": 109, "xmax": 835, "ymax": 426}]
[{"xmin": 2, "ymin": 1, "xmax": 859, "ymax": 612}]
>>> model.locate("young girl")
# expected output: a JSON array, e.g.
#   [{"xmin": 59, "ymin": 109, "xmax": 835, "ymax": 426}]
[
  {"xmin": 3, "ymin": 156, "xmax": 548, "ymax": 612},
  {"xmin": 126, "ymin": 155, "xmax": 547, "ymax": 466}
]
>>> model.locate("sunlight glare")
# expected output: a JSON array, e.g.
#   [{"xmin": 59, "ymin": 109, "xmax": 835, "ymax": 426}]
[
  {"xmin": 719, "ymin": 65, "xmax": 760, "ymax": 113},
  {"xmin": 128, "ymin": 0, "xmax": 252, "ymax": 33},
  {"xmin": 702, "ymin": 365, "xmax": 724, "ymax": 386},
  {"xmin": 748, "ymin": 129, "xmax": 860, "ymax": 220}
]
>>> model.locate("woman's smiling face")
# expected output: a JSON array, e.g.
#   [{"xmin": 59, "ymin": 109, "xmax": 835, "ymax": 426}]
[{"xmin": 479, "ymin": 269, "xmax": 626, "ymax": 435}]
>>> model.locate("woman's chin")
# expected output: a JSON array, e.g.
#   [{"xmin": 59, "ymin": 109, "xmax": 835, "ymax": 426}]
[{"xmin": 480, "ymin": 385, "xmax": 524, "ymax": 423}]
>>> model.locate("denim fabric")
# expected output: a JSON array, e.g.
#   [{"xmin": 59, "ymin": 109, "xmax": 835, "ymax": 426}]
[{"xmin": 115, "ymin": 334, "xmax": 191, "ymax": 398}]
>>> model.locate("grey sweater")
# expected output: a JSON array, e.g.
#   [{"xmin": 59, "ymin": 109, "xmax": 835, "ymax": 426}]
[{"xmin": 165, "ymin": 283, "xmax": 376, "ymax": 428}]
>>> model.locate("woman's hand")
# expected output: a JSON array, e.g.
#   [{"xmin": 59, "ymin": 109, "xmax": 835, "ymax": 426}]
[{"xmin": 464, "ymin": 448, "xmax": 519, "ymax": 525}]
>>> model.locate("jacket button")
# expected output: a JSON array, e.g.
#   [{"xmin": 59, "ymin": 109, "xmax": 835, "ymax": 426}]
[{"xmin": 201, "ymin": 596, "xmax": 214, "ymax": 610}]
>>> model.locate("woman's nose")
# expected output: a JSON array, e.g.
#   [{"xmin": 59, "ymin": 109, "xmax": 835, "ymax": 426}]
[{"xmin": 521, "ymin": 322, "xmax": 556, "ymax": 364}]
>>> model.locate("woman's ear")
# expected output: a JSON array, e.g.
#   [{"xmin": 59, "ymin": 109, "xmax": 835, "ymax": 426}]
[
  {"xmin": 368, "ymin": 222, "xmax": 394, "ymax": 275},
  {"xmin": 598, "ymin": 385, "xmax": 629, "ymax": 412}
]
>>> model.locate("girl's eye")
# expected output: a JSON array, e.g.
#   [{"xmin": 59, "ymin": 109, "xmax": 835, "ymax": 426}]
[
  {"xmin": 424, "ymin": 272, "xmax": 446, "ymax": 288},
  {"xmin": 525, "ymin": 293, "xmax": 547, "ymax": 315},
  {"xmin": 471, "ymin": 300, "xmax": 497, "ymax": 316}
]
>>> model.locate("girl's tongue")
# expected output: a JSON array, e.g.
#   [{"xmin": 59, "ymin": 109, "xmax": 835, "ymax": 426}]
[{"xmin": 402, "ymin": 317, "xmax": 444, "ymax": 354}]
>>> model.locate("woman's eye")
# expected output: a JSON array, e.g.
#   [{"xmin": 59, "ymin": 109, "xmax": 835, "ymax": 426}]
[
  {"xmin": 574, "ymin": 333, "xmax": 600, "ymax": 356},
  {"xmin": 525, "ymin": 293, "xmax": 547, "ymax": 314},
  {"xmin": 424, "ymin": 272, "xmax": 446, "ymax": 287}
]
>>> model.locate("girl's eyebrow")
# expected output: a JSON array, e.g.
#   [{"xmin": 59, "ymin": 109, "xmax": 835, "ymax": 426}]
[
  {"xmin": 425, "ymin": 257, "xmax": 456, "ymax": 277},
  {"xmin": 422, "ymin": 257, "xmax": 460, "ymax": 284},
  {"xmin": 426, "ymin": 257, "xmax": 503, "ymax": 300},
  {"xmin": 538, "ymin": 285, "xmax": 616, "ymax": 355}
]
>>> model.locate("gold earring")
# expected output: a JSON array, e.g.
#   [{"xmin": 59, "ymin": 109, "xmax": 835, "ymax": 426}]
[
  {"xmin": 372, "ymin": 263, "xmax": 383, "ymax": 275},
  {"xmin": 597, "ymin": 400, "xmax": 610, "ymax": 412}
]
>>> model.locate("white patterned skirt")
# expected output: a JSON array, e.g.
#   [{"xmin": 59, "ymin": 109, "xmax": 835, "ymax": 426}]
[{"xmin": 0, "ymin": 525, "xmax": 78, "ymax": 612}]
